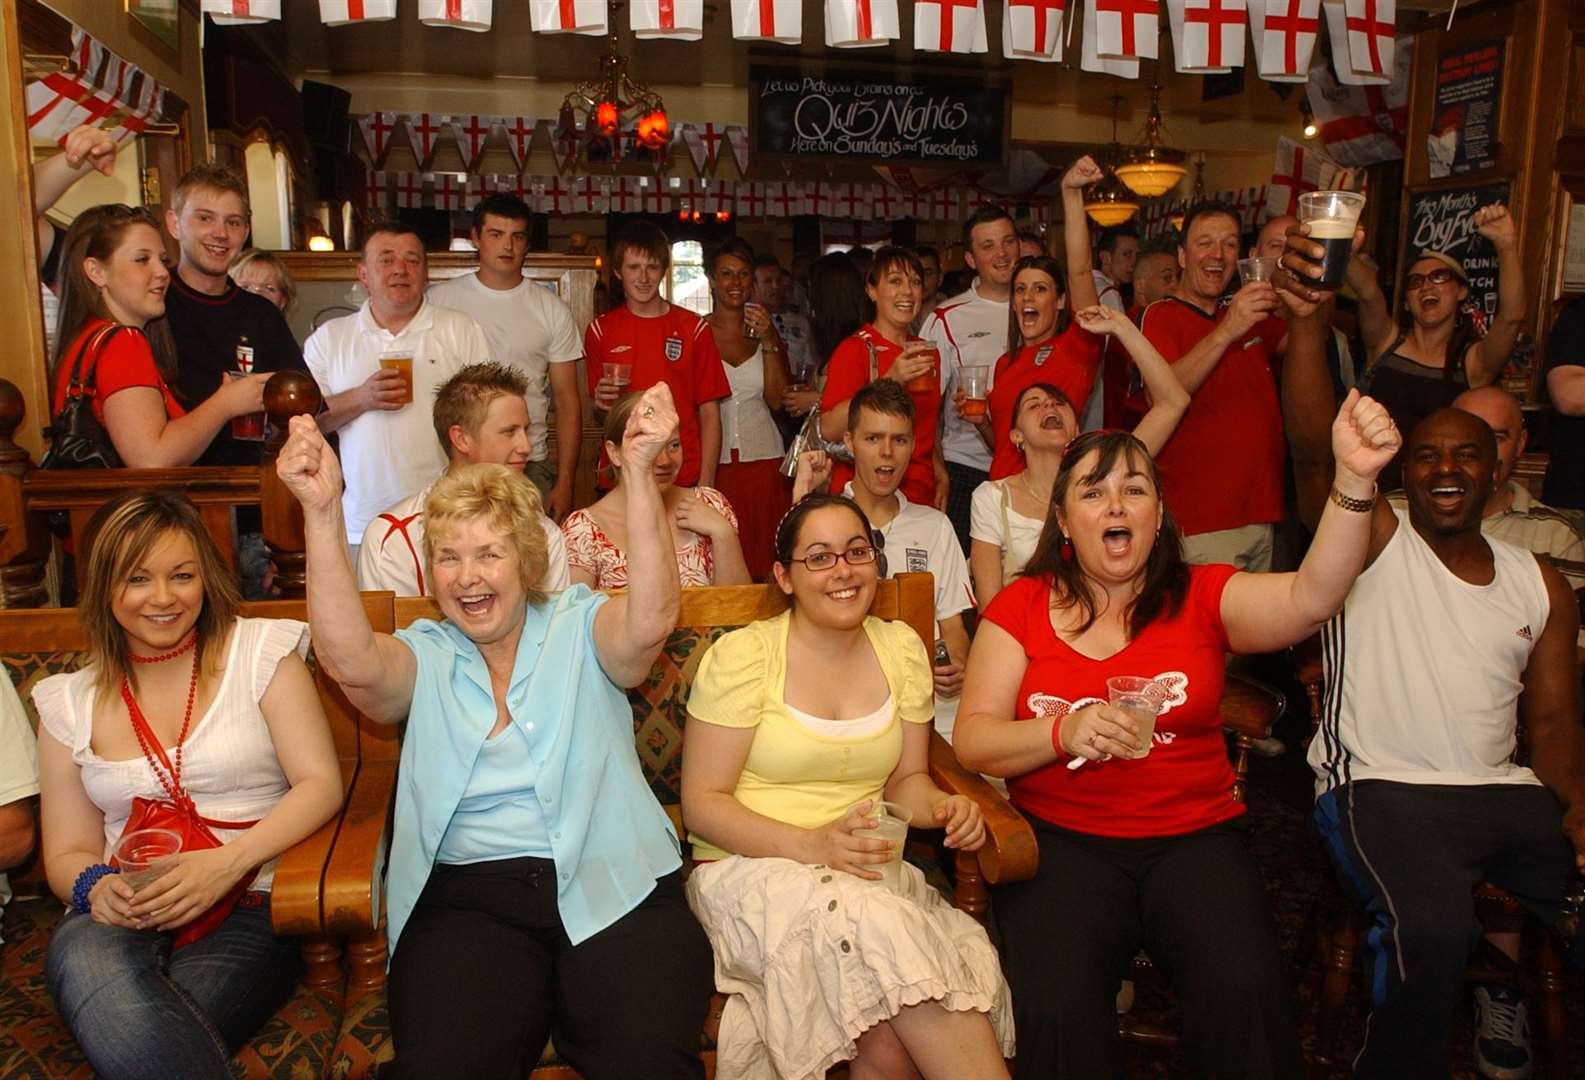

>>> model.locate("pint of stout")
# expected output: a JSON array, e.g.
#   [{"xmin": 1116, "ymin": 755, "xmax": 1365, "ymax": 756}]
[{"xmin": 1297, "ymin": 191, "xmax": 1366, "ymax": 290}]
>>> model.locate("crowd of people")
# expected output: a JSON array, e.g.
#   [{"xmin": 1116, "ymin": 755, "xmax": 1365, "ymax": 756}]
[{"xmin": 5, "ymin": 127, "xmax": 1585, "ymax": 1080}]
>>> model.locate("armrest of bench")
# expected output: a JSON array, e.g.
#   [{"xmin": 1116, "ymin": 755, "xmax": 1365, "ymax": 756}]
[
  {"xmin": 270, "ymin": 757, "xmax": 358, "ymax": 937},
  {"xmin": 928, "ymin": 732, "xmax": 1037, "ymax": 887},
  {"xmin": 323, "ymin": 759, "xmax": 398, "ymax": 938}
]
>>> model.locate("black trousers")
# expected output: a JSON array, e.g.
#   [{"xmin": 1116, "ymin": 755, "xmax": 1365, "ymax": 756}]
[
  {"xmin": 943, "ymin": 459, "xmax": 986, "ymax": 555},
  {"xmin": 1314, "ymin": 780, "xmax": 1582, "ymax": 1080},
  {"xmin": 993, "ymin": 816, "xmax": 1303, "ymax": 1080},
  {"xmin": 386, "ymin": 859, "xmax": 713, "ymax": 1080}
]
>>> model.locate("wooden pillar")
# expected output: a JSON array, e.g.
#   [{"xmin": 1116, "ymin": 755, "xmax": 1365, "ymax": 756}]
[
  {"xmin": 0, "ymin": 1, "xmax": 50, "ymax": 460},
  {"xmin": 260, "ymin": 371, "xmax": 322, "ymax": 600},
  {"xmin": 0, "ymin": 378, "xmax": 48, "ymax": 608}
]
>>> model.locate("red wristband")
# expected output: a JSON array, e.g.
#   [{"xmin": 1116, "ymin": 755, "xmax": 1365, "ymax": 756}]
[{"xmin": 1050, "ymin": 716, "xmax": 1069, "ymax": 761}]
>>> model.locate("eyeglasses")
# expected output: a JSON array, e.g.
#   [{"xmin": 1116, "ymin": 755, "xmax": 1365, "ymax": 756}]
[
  {"xmin": 787, "ymin": 545, "xmax": 877, "ymax": 571},
  {"xmin": 240, "ymin": 281, "xmax": 282, "ymax": 298},
  {"xmin": 1405, "ymin": 268, "xmax": 1460, "ymax": 289}
]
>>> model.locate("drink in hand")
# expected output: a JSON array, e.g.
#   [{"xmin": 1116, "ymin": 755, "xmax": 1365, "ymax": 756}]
[
  {"xmin": 1297, "ymin": 191, "xmax": 1366, "ymax": 290},
  {"xmin": 1106, "ymin": 675, "xmax": 1163, "ymax": 760},
  {"xmin": 906, "ymin": 344, "xmax": 939, "ymax": 394},
  {"xmin": 852, "ymin": 800, "xmax": 913, "ymax": 891},
  {"xmin": 960, "ymin": 364, "xmax": 990, "ymax": 422},
  {"xmin": 379, "ymin": 352, "xmax": 415, "ymax": 406},
  {"xmin": 113, "ymin": 827, "xmax": 182, "ymax": 892}
]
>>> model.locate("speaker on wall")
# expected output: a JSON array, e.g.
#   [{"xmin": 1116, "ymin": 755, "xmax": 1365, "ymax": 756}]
[{"xmin": 301, "ymin": 80, "xmax": 351, "ymax": 153}]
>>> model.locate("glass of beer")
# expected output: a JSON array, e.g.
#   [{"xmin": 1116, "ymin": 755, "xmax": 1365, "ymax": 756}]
[
  {"xmin": 905, "ymin": 343, "xmax": 939, "ymax": 394},
  {"xmin": 960, "ymin": 365, "xmax": 989, "ymax": 422},
  {"xmin": 1237, "ymin": 256, "xmax": 1276, "ymax": 284},
  {"xmin": 1297, "ymin": 191, "xmax": 1366, "ymax": 290},
  {"xmin": 223, "ymin": 371, "xmax": 265, "ymax": 440},
  {"xmin": 112, "ymin": 827, "xmax": 182, "ymax": 893},
  {"xmin": 379, "ymin": 350, "xmax": 415, "ymax": 407},
  {"xmin": 1106, "ymin": 675, "xmax": 1164, "ymax": 760},
  {"xmin": 607, "ymin": 362, "xmax": 633, "ymax": 393}
]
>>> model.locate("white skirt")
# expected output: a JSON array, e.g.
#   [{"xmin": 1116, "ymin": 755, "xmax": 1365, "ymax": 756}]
[{"xmin": 686, "ymin": 855, "xmax": 1015, "ymax": 1080}]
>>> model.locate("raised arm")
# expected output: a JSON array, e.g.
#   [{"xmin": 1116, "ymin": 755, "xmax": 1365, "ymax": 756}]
[
  {"xmin": 1061, "ymin": 157, "xmax": 1103, "ymax": 311},
  {"xmin": 33, "ymin": 126, "xmax": 119, "ymax": 260},
  {"xmin": 592, "ymin": 383, "xmax": 682, "ymax": 686},
  {"xmin": 1464, "ymin": 205, "xmax": 1526, "ymax": 388},
  {"xmin": 1521, "ymin": 560, "xmax": 1585, "ymax": 871},
  {"xmin": 277, "ymin": 414, "xmax": 417, "ymax": 721},
  {"xmin": 1344, "ymin": 252, "xmax": 1395, "ymax": 360},
  {"xmin": 1073, "ymin": 305, "xmax": 1189, "ymax": 455}
]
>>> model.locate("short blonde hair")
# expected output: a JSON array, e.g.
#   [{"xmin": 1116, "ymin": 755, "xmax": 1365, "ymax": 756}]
[
  {"xmin": 423, "ymin": 464, "xmax": 549, "ymax": 605},
  {"xmin": 229, "ymin": 248, "xmax": 297, "ymax": 313}
]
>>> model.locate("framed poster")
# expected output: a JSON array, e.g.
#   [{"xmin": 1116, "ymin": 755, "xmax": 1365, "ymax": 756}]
[
  {"xmin": 126, "ymin": 0, "xmax": 180, "ymax": 53},
  {"xmin": 1402, "ymin": 179, "xmax": 1512, "ymax": 318},
  {"xmin": 1427, "ymin": 38, "xmax": 1505, "ymax": 178},
  {"xmin": 750, "ymin": 67, "xmax": 1008, "ymax": 166}
]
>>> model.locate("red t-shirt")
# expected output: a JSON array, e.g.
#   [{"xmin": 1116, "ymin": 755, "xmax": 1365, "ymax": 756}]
[
  {"xmin": 985, "ymin": 322, "xmax": 1105, "ymax": 481},
  {"xmin": 1141, "ymin": 298, "xmax": 1286, "ymax": 536},
  {"xmin": 982, "ymin": 565, "xmax": 1243, "ymax": 839},
  {"xmin": 52, "ymin": 319, "xmax": 186, "ymax": 425},
  {"xmin": 584, "ymin": 304, "xmax": 731, "ymax": 487},
  {"xmin": 820, "ymin": 326, "xmax": 940, "ymax": 506}
]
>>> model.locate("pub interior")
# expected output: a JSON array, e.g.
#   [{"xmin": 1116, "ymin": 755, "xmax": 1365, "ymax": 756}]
[{"xmin": 2, "ymin": 0, "xmax": 1585, "ymax": 1077}]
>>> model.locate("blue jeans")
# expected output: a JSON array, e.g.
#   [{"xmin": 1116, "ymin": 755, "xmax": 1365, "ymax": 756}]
[{"xmin": 45, "ymin": 895, "xmax": 299, "ymax": 1080}]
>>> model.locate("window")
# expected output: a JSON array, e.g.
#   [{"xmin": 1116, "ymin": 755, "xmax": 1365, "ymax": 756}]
[{"xmin": 665, "ymin": 240, "xmax": 712, "ymax": 316}]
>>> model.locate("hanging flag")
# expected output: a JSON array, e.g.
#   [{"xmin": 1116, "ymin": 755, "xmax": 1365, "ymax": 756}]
[
  {"xmin": 825, "ymin": 0, "xmax": 900, "ymax": 47},
  {"xmin": 1307, "ymin": 29, "xmax": 1409, "ymax": 166},
  {"xmin": 734, "ymin": 182, "xmax": 767, "ymax": 217},
  {"xmin": 539, "ymin": 174, "xmax": 576, "ymax": 213},
  {"xmin": 393, "ymin": 172, "xmax": 426, "ymax": 209},
  {"xmin": 366, "ymin": 170, "xmax": 387, "ymax": 211},
  {"xmin": 724, "ymin": 125, "xmax": 750, "ymax": 172},
  {"xmin": 450, "ymin": 115, "xmax": 492, "ymax": 169},
  {"xmin": 763, "ymin": 181, "xmax": 808, "ymax": 217},
  {"xmin": 202, "ymin": 0, "xmax": 282, "ymax": 24},
  {"xmin": 432, "ymin": 173, "xmax": 464, "ymax": 210},
  {"xmin": 359, "ymin": 112, "xmax": 396, "ymax": 160},
  {"xmin": 635, "ymin": 178, "xmax": 671, "ymax": 213},
  {"xmin": 530, "ymin": 0, "xmax": 608, "ymax": 33},
  {"xmin": 24, "ymin": 30, "xmax": 170, "ymax": 147},
  {"xmin": 1081, "ymin": 0, "xmax": 1140, "ymax": 76},
  {"xmin": 418, "ymin": 0, "xmax": 493, "ymax": 29},
  {"xmin": 498, "ymin": 116, "xmax": 536, "ymax": 168},
  {"xmin": 576, "ymin": 176, "xmax": 611, "ymax": 213},
  {"xmin": 1002, "ymin": 0, "xmax": 1066, "ymax": 62},
  {"xmin": 607, "ymin": 177, "xmax": 640, "ymax": 213},
  {"xmin": 1093, "ymin": 0, "xmax": 1159, "ymax": 59},
  {"xmin": 730, "ymin": 0, "xmax": 802, "ymax": 42},
  {"xmin": 915, "ymin": 0, "xmax": 988, "ymax": 53},
  {"xmin": 632, "ymin": 0, "xmax": 705, "ymax": 38},
  {"xmin": 1322, "ymin": 0, "xmax": 1395, "ymax": 85},
  {"xmin": 681, "ymin": 123, "xmax": 729, "ymax": 173},
  {"xmin": 688, "ymin": 180, "xmax": 728, "ymax": 214},
  {"xmin": 1265, "ymin": 136, "xmax": 1352, "ymax": 218},
  {"xmin": 319, "ymin": 0, "xmax": 398, "ymax": 24},
  {"xmin": 1165, "ymin": 0, "xmax": 1246, "ymax": 72},
  {"xmin": 466, "ymin": 174, "xmax": 502, "ymax": 208},
  {"xmin": 871, "ymin": 184, "xmax": 903, "ymax": 220},
  {"xmin": 1247, "ymin": 0, "xmax": 1320, "ymax": 82},
  {"xmin": 407, "ymin": 113, "xmax": 443, "ymax": 165},
  {"xmin": 928, "ymin": 187, "xmax": 962, "ymax": 219}
]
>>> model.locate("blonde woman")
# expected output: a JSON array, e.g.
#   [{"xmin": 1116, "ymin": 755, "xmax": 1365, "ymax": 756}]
[{"xmin": 229, "ymin": 248, "xmax": 297, "ymax": 317}]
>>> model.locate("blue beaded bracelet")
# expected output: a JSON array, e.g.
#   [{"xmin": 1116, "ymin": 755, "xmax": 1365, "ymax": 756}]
[{"xmin": 72, "ymin": 864, "xmax": 118, "ymax": 914}]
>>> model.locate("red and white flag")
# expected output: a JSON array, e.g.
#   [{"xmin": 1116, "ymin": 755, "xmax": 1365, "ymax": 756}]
[
  {"xmin": 1081, "ymin": 0, "xmax": 1140, "ymax": 76},
  {"xmin": 366, "ymin": 171, "xmax": 387, "ymax": 211},
  {"xmin": 202, "ymin": 0, "xmax": 281, "ymax": 24},
  {"xmin": 393, "ymin": 172, "xmax": 426, "ymax": 209},
  {"xmin": 734, "ymin": 182, "xmax": 767, "ymax": 218},
  {"xmin": 635, "ymin": 178, "xmax": 670, "ymax": 214},
  {"xmin": 25, "ymin": 32, "xmax": 168, "ymax": 147},
  {"xmin": 607, "ymin": 177, "xmax": 642, "ymax": 213},
  {"xmin": 465, "ymin": 174, "xmax": 503, "ymax": 208},
  {"xmin": 319, "ymin": 0, "xmax": 398, "ymax": 24},
  {"xmin": 763, "ymin": 181, "xmax": 808, "ymax": 217},
  {"xmin": 419, "ymin": 0, "xmax": 493, "ymax": 29},
  {"xmin": 1247, "ymin": 0, "xmax": 1320, "ymax": 82},
  {"xmin": 915, "ymin": 0, "xmax": 988, "ymax": 52},
  {"xmin": 1306, "ymin": 30, "xmax": 1408, "ymax": 166},
  {"xmin": 1265, "ymin": 137, "xmax": 1352, "ymax": 218},
  {"xmin": 730, "ymin": 0, "xmax": 802, "ymax": 42},
  {"xmin": 836, "ymin": 183, "xmax": 873, "ymax": 220},
  {"xmin": 870, "ymin": 184, "xmax": 905, "ymax": 220},
  {"xmin": 1093, "ymin": 0, "xmax": 1159, "ymax": 59},
  {"xmin": 407, "ymin": 113, "xmax": 444, "ymax": 165},
  {"xmin": 431, "ymin": 173, "xmax": 464, "ymax": 210},
  {"xmin": 681, "ymin": 123, "xmax": 729, "ymax": 173},
  {"xmin": 928, "ymin": 187, "xmax": 961, "ymax": 219},
  {"xmin": 530, "ymin": 0, "xmax": 608, "ymax": 32},
  {"xmin": 1165, "ymin": 0, "xmax": 1246, "ymax": 72},
  {"xmin": 724, "ymin": 125, "xmax": 750, "ymax": 172},
  {"xmin": 358, "ymin": 112, "xmax": 396, "ymax": 160},
  {"xmin": 1323, "ymin": 0, "xmax": 1395, "ymax": 85},
  {"xmin": 539, "ymin": 174, "xmax": 576, "ymax": 213},
  {"xmin": 449, "ymin": 115, "xmax": 492, "ymax": 169},
  {"xmin": 632, "ymin": 0, "xmax": 705, "ymax": 38},
  {"xmin": 575, "ymin": 176, "xmax": 610, "ymax": 213},
  {"xmin": 498, "ymin": 116, "xmax": 537, "ymax": 168},
  {"xmin": 825, "ymin": 0, "xmax": 900, "ymax": 47},
  {"xmin": 1002, "ymin": 0, "xmax": 1066, "ymax": 61}
]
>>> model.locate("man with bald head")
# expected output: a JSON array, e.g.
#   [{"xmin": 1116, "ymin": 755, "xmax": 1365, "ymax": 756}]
[{"xmin": 1131, "ymin": 250, "xmax": 1180, "ymax": 311}]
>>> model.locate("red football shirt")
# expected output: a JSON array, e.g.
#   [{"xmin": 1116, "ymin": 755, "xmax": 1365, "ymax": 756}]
[
  {"xmin": 1141, "ymin": 298, "xmax": 1286, "ymax": 536},
  {"xmin": 584, "ymin": 304, "xmax": 731, "ymax": 487},
  {"xmin": 985, "ymin": 322, "xmax": 1105, "ymax": 481},
  {"xmin": 982, "ymin": 565, "xmax": 1243, "ymax": 839},
  {"xmin": 52, "ymin": 319, "xmax": 186, "ymax": 424},
  {"xmin": 820, "ymin": 326, "xmax": 940, "ymax": 506}
]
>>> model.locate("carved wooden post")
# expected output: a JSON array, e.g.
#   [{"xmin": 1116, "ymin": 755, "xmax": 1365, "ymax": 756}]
[
  {"xmin": 260, "ymin": 372, "xmax": 322, "ymax": 600},
  {"xmin": 0, "ymin": 379, "xmax": 49, "ymax": 608}
]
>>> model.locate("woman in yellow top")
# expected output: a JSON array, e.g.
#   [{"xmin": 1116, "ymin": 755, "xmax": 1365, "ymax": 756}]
[{"xmin": 681, "ymin": 493, "xmax": 1013, "ymax": 1080}]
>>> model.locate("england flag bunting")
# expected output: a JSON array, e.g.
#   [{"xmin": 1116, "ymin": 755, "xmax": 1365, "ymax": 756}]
[
  {"xmin": 449, "ymin": 115, "xmax": 492, "ymax": 169},
  {"xmin": 407, "ymin": 113, "xmax": 444, "ymax": 165},
  {"xmin": 539, "ymin": 175, "xmax": 576, "ymax": 213},
  {"xmin": 735, "ymin": 182, "xmax": 768, "ymax": 217},
  {"xmin": 1306, "ymin": 29, "xmax": 1408, "ymax": 166},
  {"xmin": 928, "ymin": 187, "xmax": 961, "ymax": 219},
  {"xmin": 418, "ymin": 0, "xmax": 493, "ymax": 29},
  {"xmin": 1002, "ymin": 0, "xmax": 1066, "ymax": 62},
  {"xmin": 201, "ymin": 0, "xmax": 282, "ymax": 25},
  {"xmin": 529, "ymin": 0, "xmax": 608, "ymax": 33},
  {"xmin": 576, "ymin": 176, "xmax": 611, "ymax": 213},
  {"xmin": 392, "ymin": 172, "xmax": 426, "ymax": 209},
  {"xmin": 1164, "ymin": 0, "xmax": 1246, "ymax": 73},
  {"xmin": 1081, "ymin": 0, "xmax": 1140, "ymax": 76},
  {"xmin": 499, "ymin": 116, "xmax": 537, "ymax": 169},
  {"xmin": 319, "ymin": 0, "xmax": 398, "ymax": 24},
  {"xmin": 24, "ymin": 31, "xmax": 168, "ymax": 147},
  {"xmin": 1093, "ymin": 0, "xmax": 1158, "ymax": 60},
  {"xmin": 1247, "ymin": 0, "xmax": 1320, "ymax": 82},
  {"xmin": 681, "ymin": 123, "xmax": 729, "ymax": 173},
  {"xmin": 635, "ymin": 179, "xmax": 671, "ymax": 214},
  {"xmin": 724, "ymin": 125, "xmax": 750, "ymax": 172},
  {"xmin": 763, "ymin": 181, "xmax": 808, "ymax": 217},
  {"xmin": 825, "ymin": 0, "xmax": 900, "ymax": 47},
  {"xmin": 607, "ymin": 178, "xmax": 642, "ymax": 213},
  {"xmin": 1265, "ymin": 136, "xmax": 1352, "ymax": 218},
  {"xmin": 632, "ymin": 0, "xmax": 705, "ymax": 39},
  {"xmin": 730, "ymin": 0, "xmax": 802, "ymax": 42},
  {"xmin": 431, "ymin": 173, "xmax": 463, "ymax": 210},
  {"xmin": 466, "ymin": 174, "xmax": 502, "ymax": 208},
  {"xmin": 358, "ymin": 112, "xmax": 396, "ymax": 160},
  {"xmin": 111, "ymin": 73, "xmax": 164, "ymax": 144},
  {"xmin": 870, "ymin": 184, "xmax": 903, "ymax": 220},
  {"xmin": 366, "ymin": 170, "xmax": 387, "ymax": 211},
  {"xmin": 915, "ymin": 0, "xmax": 988, "ymax": 53},
  {"xmin": 1230, "ymin": 184, "xmax": 1268, "ymax": 227},
  {"xmin": 1322, "ymin": 0, "xmax": 1394, "ymax": 85}
]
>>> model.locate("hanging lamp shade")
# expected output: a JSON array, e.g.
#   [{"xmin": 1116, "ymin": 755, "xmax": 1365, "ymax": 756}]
[
  {"xmin": 1116, "ymin": 149, "xmax": 1187, "ymax": 198},
  {"xmin": 1084, "ymin": 177, "xmax": 1140, "ymax": 227}
]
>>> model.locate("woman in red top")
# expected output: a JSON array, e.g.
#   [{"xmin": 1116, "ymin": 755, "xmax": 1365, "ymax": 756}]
[
  {"xmin": 818, "ymin": 247, "xmax": 945, "ymax": 508},
  {"xmin": 51, "ymin": 205, "xmax": 269, "ymax": 467},
  {"xmin": 956, "ymin": 393, "xmax": 1401, "ymax": 1078}
]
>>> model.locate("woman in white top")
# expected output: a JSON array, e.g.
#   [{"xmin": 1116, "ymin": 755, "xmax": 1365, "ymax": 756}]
[
  {"xmin": 704, "ymin": 238, "xmax": 790, "ymax": 580},
  {"xmin": 970, "ymin": 305, "xmax": 1190, "ymax": 608},
  {"xmin": 33, "ymin": 490, "xmax": 342, "ymax": 1080}
]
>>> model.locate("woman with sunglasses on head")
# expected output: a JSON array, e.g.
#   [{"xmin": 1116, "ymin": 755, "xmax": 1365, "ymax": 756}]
[
  {"xmin": 681, "ymin": 493, "xmax": 1014, "ymax": 1080},
  {"xmin": 50, "ymin": 205, "xmax": 271, "ymax": 468},
  {"xmin": 969, "ymin": 305, "xmax": 1188, "ymax": 608}
]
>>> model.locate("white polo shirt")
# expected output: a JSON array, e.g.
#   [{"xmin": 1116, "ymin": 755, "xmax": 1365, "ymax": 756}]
[
  {"xmin": 427, "ymin": 273, "xmax": 583, "ymax": 463},
  {"xmin": 923, "ymin": 282, "xmax": 1008, "ymax": 473},
  {"xmin": 305, "ymin": 300, "xmax": 490, "ymax": 540},
  {"xmin": 357, "ymin": 479, "xmax": 570, "ymax": 598},
  {"xmin": 0, "ymin": 675, "xmax": 39, "ymax": 944}
]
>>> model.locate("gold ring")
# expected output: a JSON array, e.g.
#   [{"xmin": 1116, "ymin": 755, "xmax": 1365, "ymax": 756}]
[{"xmin": 643, "ymin": 406, "xmax": 655, "ymax": 418}]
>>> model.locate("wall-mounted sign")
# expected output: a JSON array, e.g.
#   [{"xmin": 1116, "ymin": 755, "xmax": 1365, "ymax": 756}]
[
  {"xmin": 750, "ymin": 68, "xmax": 1007, "ymax": 165},
  {"xmin": 1427, "ymin": 39, "xmax": 1504, "ymax": 178},
  {"xmin": 1403, "ymin": 179, "xmax": 1512, "ymax": 318}
]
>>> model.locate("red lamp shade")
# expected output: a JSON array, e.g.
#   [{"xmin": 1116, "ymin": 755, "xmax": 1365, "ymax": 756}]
[
  {"xmin": 593, "ymin": 100, "xmax": 620, "ymax": 137},
  {"xmin": 636, "ymin": 109, "xmax": 670, "ymax": 149}
]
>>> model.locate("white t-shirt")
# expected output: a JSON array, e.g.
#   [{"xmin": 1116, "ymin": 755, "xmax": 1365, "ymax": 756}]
[
  {"xmin": 358, "ymin": 479, "xmax": 571, "ymax": 597},
  {"xmin": 923, "ymin": 283, "xmax": 1009, "ymax": 473},
  {"xmin": 1092, "ymin": 269, "xmax": 1126, "ymax": 313},
  {"xmin": 1081, "ymin": 270, "xmax": 1127, "ymax": 431},
  {"xmin": 0, "ymin": 675, "xmax": 39, "ymax": 942},
  {"xmin": 305, "ymin": 300, "xmax": 490, "ymax": 539},
  {"xmin": 31, "ymin": 618, "xmax": 309, "ymax": 892},
  {"xmin": 969, "ymin": 478, "xmax": 1046, "ymax": 586},
  {"xmin": 719, "ymin": 345, "xmax": 786, "ymax": 464},
  {"xmin": 426, "ymin": 273, "xmax": 583, "ymax": 463}
]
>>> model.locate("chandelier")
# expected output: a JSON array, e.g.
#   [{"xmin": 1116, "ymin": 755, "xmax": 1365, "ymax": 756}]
[
  {"xmin": 556, "ymin": 13, "xmax": 670, "ymax": 168},
  {"xmin": 1115, "ymin": 82, "xmax": 1187, "ymax": 199},
  {"xmin": 1084, "ymin": 97, "xmax": 1140, "ymax": 228}
]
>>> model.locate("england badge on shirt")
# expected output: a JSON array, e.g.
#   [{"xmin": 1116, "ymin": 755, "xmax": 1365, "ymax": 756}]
[
  {"xmin": 664, "ymin": 335, "xmax": 684, "ymax": 362},
  {"xmin": 1034, "ymin": 344, "xmax": 1053, "ymax": 366}
]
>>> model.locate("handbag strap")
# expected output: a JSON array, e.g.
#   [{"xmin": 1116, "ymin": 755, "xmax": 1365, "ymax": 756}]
[
  {"xmin": 64, "ymin": 323, "xmax": 127, "ymax": 394},
  {"xmin": 123, "ymin": 682, "xmax": 261, "ymax": 831}
]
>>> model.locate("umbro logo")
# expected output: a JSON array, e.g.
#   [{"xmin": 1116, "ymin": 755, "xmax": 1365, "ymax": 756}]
[
  {"xmin": 965, "ymin": 330, "xmax": 991, "ymax": 339},
  {"xmin": 1517, "ymin": 626, "xmax": 1533, "ymax": 641},
  {"xmin": 609, "ymin": 345, "xmax": 633, "ymax": 353}
]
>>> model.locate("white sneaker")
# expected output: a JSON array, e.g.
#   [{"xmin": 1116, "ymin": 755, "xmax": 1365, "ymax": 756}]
[{"xmin": 1474, "ymin": 984, "xmax": 1533, "ymax": 1079}]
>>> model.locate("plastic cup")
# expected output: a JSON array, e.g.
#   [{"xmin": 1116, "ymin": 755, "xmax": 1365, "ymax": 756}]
[
  {"xmin": 1238, "ymin": 256, "xmax": 1276, "ymax": 285},
  {"xmin": 744, "ymin": 301, "xmax": 765, "ymax": 339},
  {"xmin": 223, "ymin": 371, "xmax": 265, "ymax": 440},
  {"xmin": 1297, "ymin": 190, "xmax": 1366, "ymax": 290},
  {"xmin": 112, "ymin": 827, "xmax": 182, "ymax": 893},
  {"xmin": 790, "ymin": 358, "xmax": 816, "ymax": 393},
  {"xmin": 1106, "ymin": 675, "xmax": 1164, "ymax": 760},
  {"xmin": 852, "ymin": 800, "xmax": 913, "ymax": 891},
  {"xmin": 607, "ymin": 362, "xmax": 633, "ymax": 391},
  {"xmin": 906, "ymin": 344, "xmax": 939, "ymax": 394},
  {"xmin": 379, "ymin": 351, "xmax": 415, "ymax": 406},
  {"xmin": 960, "ymin": 364, "xmax": 989, "ymax": 422}
]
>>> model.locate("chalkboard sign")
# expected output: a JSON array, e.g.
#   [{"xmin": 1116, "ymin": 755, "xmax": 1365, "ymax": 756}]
[
  {"xmin": 750, "ymin": 68, "xmax": 1006, "ymax": 165},
  {"xmin": 1403, "ymin": 180, "xmax": 1512, "ymax": 318}
]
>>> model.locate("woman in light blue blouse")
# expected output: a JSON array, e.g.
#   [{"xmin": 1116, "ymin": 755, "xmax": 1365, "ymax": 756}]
[{"xmin": 278, "ymin": 384, "xmax": 712, "ymax": 1079}]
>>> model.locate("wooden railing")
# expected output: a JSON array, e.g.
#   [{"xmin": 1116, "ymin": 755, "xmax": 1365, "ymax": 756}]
[{"xmin": 0, "ymin": 371, "xmax": 323, "ymax": 608}]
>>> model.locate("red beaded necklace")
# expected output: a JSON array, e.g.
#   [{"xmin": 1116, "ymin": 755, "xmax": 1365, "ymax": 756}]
[
  {"xmin": 127, "ymin": 630, "xmax": 197, "ymax": 665},
  {"xmin": 120, "ymin": 645, "xmax": 200, "ymax": 805}
]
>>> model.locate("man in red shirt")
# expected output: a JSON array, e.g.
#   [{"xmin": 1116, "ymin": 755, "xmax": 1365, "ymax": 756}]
[
  {"xmin": 1142, "ymin": 202, "xmax": 1287, "ymax": 571},
  {"xmin": 585, "ymin": 222, "xmax": 730, "ymax": 488}
]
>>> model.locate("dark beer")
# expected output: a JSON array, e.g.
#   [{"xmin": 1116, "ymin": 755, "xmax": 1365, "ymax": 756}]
[{"xmin": 1305, "ymin": 219, "xmax": 1356, "ymax": 290}]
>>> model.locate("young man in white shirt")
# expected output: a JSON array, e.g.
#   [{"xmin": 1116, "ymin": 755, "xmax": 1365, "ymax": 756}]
[
  {"xmin": 428, "ymin": 195, "xmax": 584, "ymax": 522},
  {"xmin": 923, "ymin": 206, "xmax": 1020, "ymax": 551},
  {"xmin": 306, "ymin": 223, "xmax": 491, "ymax": 554},
  {"xmin": 359, "ymin": 362, "xmax": 569, "ymax": 597}
]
